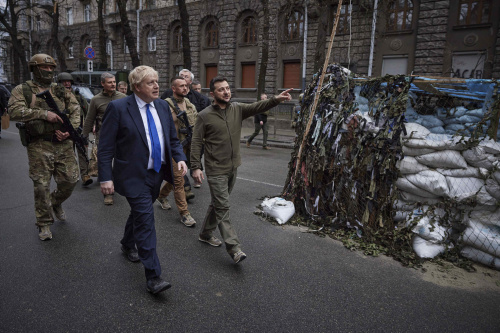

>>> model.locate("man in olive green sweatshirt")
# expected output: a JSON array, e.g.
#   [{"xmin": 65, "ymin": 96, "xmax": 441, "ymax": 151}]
[{"xmin": 191, "ymin": 76, "xmax": 292, "ymax": 264}]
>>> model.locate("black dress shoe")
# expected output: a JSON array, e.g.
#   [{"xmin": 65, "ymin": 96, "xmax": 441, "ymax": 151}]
[
  {"xmin": 121, "ymin": 245, "xmax": 140, "ymax": 262},
  {"xmin": 146, "ymin": 277, "xmax": 171, "ymax": 294}
]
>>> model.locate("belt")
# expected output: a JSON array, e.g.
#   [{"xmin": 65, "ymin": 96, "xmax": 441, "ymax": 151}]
[{"xmin": 39, "ymin": 134, "xmax": 63, "ymax": 143}]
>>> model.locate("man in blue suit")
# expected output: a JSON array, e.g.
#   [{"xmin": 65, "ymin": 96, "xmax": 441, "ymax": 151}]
[{"xmin": 98, "ymin": 65, "xmax": 187, "ymax": 294}]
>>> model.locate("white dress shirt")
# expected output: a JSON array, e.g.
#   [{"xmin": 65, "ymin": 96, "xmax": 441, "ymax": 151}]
[{"xmin": 135, "ymin": 95, "xmax": 166, "ymax": 169}]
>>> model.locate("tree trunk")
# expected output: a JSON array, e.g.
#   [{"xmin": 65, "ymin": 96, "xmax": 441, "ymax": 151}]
[
  {"xmin": 313, "ymin": 0, "xmax": 328, "ymax": 73},
  {"xmin": 50, "ymin": 2, "xmax": 66, "ymax": 72},
  {"xmin": 97, "ymin": 0, "xmax": 108, "ymax": 69},
  {"xmin": 257, "ymin": 0, "xmax": 270, "ymax": 98},
  {"xmin": 117, "ymin": 0, "xmax": 140, "ymax": 67},
  {"xmin": 177, "ymin": 0, "xmax": 191, "ymax": 70},
  {"xmin": 0, "ymin": 0, "xmax": 30, "ymax": 83}
]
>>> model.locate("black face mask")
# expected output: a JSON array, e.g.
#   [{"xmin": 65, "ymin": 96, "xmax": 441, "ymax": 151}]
[{"xmin": 33, "ymin": 67, "xmax": 55, "ymax": 86}]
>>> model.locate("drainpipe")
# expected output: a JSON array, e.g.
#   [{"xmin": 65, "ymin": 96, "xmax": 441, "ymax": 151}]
[
  {"xmin": 301, "ymin": 0, "xmax": 309, "ymax": 92},
  {"xmin": 137, "ymin": 0, "xmax": 142, "ymax": 56},
  {"xmin": 110, "ymin": 41, "xmax": 114, "ymax": 70},
  {"xmin": 368, "ymin": 0, "xmax": 378, "ymax": 77}
]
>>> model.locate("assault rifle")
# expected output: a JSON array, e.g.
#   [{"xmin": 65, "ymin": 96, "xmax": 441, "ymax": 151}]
[
  {"xmin": 36, "ymin": 90, "xmax": 89, "ymax": 163},
  {"xmin": 176, "ymin": 110, "xmax": 193, "ymax": 147}
]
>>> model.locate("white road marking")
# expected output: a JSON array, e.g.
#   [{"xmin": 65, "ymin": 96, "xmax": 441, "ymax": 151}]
[{"xmin": 237, "ymin": 177, "xmax": 282, "ymax": 188}]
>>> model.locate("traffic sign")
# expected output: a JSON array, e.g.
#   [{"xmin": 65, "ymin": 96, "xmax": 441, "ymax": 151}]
[
  {"xmin": 87, "ymin": 60, "xmax": 93, "ymax": 72},
  {"xmin": 84, "ymin": 47, "xmax": 95, "ymax": 59}
]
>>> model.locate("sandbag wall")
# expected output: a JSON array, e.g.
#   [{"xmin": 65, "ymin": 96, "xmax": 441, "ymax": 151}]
[{"xmin": 283, "ymin": 65, "xmax": 500, "ymax": 269}]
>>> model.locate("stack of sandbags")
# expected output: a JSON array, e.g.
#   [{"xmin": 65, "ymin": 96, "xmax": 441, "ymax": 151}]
[{"xmin": 394, "ymin": 123, "xmax": 500, "ymax": 267}]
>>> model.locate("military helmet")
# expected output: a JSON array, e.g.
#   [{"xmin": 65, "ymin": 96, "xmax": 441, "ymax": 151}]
[
  {"xmin": 58, "ymin": 72, "xmax": 74, "ymax": 83},
  {"xmin": 28, "ymin": 54, "xmax": 57, "ymax": 72}
]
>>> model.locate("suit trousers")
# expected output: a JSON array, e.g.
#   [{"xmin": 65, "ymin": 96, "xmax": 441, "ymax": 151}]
[
  {"xmin": 200, "ymin": 169, "xmax": 241, "ymax": 255},
  {"xmin": 121, "ymin": 166, "xmax": 164, "ymax": 280}
]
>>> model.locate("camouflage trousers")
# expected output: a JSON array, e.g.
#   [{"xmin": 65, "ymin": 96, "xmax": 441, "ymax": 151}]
[
  {"xmin": 27, "ymin": 139, "xmax": 79, "ymax": 226},
  {"xmin": 88, "ymin": 133, "xmax": 99, "ymax": 177},
  {"xmin": 76, "ymin": 146, "xmax": 89, "ymax": 178}
]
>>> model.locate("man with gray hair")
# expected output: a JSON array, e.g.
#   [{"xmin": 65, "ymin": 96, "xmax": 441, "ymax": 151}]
[
  {"xmin": 161, "ymin": 69, "xmax": 210, "ymax": 112},
  {"xmin": 83, "ymin": 72, "xmax": 126, "ymax": 205}
]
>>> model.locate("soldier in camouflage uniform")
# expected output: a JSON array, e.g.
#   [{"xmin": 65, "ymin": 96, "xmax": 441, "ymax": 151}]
[
  {"xmin": 58, "ymin": 72, "xmax": 93, "ymax": 187},
  {"xmin": 8, "ymin": 54, "xmax": 80, "ymax": 241}
]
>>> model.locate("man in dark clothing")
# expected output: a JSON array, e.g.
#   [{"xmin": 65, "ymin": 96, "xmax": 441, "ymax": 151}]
[
  {"xmin": 0, "ymin": 84, "xmax": 10, "ymax": 138},
  {"xmin": 246, "ymin": 93, "xmax": 271, "ymax": 150},
  {"xmin": 160, "ymin": 69, "xmax": 210, "ymax": 112}
]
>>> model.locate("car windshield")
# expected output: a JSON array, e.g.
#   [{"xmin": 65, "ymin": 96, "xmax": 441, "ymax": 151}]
[{"xmin": 72, "ymin": 86, "xmax": 94, "ymax": 101}]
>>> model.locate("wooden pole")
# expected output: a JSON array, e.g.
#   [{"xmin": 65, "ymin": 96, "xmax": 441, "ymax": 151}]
[{"xmin": 293, "ymin": 0, "xmax": 344, "ymax": 179}]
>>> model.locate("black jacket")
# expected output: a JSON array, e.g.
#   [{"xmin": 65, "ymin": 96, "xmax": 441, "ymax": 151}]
[{"xmin": 161, "ymin": 89, "xmax": 210, "ymax": 112}]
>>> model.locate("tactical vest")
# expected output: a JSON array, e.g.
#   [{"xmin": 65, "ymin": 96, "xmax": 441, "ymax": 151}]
[
  {"xmin": 166, "ymin": 97, "xmax": 197, "ymax": 142},
  {"xmin": 23, "ymin": 81, "xmax": 68, "ymax": 137}
]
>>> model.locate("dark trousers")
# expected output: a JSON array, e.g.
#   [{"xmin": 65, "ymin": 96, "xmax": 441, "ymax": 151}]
[{"xmin": 121, "ymin": 167, "xmax": 164, "ymax": 280}]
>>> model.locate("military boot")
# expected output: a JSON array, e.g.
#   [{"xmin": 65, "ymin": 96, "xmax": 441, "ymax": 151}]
[
  {"xmin": 38, "ymin": 226, "xmax": 52, "ymax": 241},
  {"xmin": 104, "ymin": 194, "xmax": 114, "ymax": 205},
  {"xmin": 52, "ymin": 204, "xmax": 66, "ymax": 221},
  {"xmin": 82, "ymin": 175, "xmax": 93, "ymax": 187},
  {"xmin": 184, "ymin": 186, "xmax": 195, "ymax": 201}
]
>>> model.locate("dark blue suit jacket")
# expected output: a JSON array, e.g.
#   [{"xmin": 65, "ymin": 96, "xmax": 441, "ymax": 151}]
[{"xmin": 97, "ymin": 94, "xmax": 186, "ymax": 198}]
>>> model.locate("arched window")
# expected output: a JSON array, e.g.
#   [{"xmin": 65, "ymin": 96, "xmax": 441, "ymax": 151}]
[
  {"xmin": 334, "ymin": 4, "xmax": 351, "ymax": 34},
  {"xmin": 458, "ymin": 0, "xmax": 491, "ymax": 25},
  {"xmin": 67, "ymin": 41, "xmax": 74, "ymax": 58},
  {"xmin": 205, "ymin": 21, "xmax": 219, "ymax": 48},
  {"xmin": 84, "ymin": 4, "xmax": 91, "ymax": 22},
  {"xmin": 172, "ymin": 25, "xmax": 182, "ymax": 51},
  {"xmin": 387, "ymin": 0, "xmax": 413, "ymax": 31},
  {"xmin": 147, "ymin": 30, "xmax": 157, "ymax": 52},
  {"xmin": 286, "ymin": 11, "xmax": 304, "ymax": 40},
  {"xmin": 242, "ymin": 16, "xmax": 257, "ymax": 44}
]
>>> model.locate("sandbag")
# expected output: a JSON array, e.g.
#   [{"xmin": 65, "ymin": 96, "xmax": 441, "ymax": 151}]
[
  {"xmin": 462, "ymin": 222, "xmax": 500, "ymax": 258},
  {"xmin": 485, "ymin": 178, "xmax": 500, "ymax": 200},
  {"xmin": 409, "ymin": 216, "xmax": 449, "ymax": 243},
  {"xmin": 461, "ymin": 247, "xmax": 500, "ymax": 270},
  {"xmin": 403, "ymin": 122, "xmax": 430, "ymax": 139},
  {"xmin": 449, "ymin": 106, "xmax": 468, "ymax": 118},
  {"xmin": 416, "ymin": 150, "xmax": 468, "ymax": 169},
  {"xmin": 478, "ymin": 139, "xmax": 500, "ymax": 154},
  {"xmin": 398, "ymin": 191, "xmax": 440, "ymax": 204},
  {"xmin": 437, "ymin": 166, "xmax": 482, "ymax": 178},
  {"xmin": 402, "ymin": 146, "xmax": 436, "ymax": 156},
  {"xmin": 446, "ymin": 176, "xmax": 484, "ymax": 201},
  {"xmin": 412, "ymin": 235, "xmax": 445, "ymax": 258},
  {"xmin": 406, "ymin": 170, "xmax": 449, "ymax": 197},
  {"xmin": 465, "ymin": 108, "xmax": 485, "ymax": 118},
  {"xmin": 397, "ymin": 156, "xmax": 429, "ymax": 175},
  {"xmin": 261, "ymin": 197, "xmax": 295, "ymax": 225},
  {"xmin": 457, "ymin": 115, "xmax": 482, "ymax": 124},
  {"xmin": 493, "ymin": 171, "xmax": 500, "ymax": 184},
  {"xmin": 405, "ymin": 134, "xmax": 466, "ymax": 151},
  {"xmin": 429, "ymin": 126, "xmax": 445, "ymax": 134},
  {"xmin": 464, "ymin": 208, "xmax": 500, "ymax": 228},
  {"xmin": 416, "ymin": 115, "xmax": 444, "ymax": 128},
  {"xmin": 462, "ymin": 147, "xmax": 499, "ymax": 170},
  {"xmin": 395, "ymin": 178, "xmax": 440, "ymax": 199}
]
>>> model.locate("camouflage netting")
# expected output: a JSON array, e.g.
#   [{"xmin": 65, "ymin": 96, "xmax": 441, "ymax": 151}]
[{"xmin": 281, "ymin": 64, "xmax": 500, "ymax": 269}]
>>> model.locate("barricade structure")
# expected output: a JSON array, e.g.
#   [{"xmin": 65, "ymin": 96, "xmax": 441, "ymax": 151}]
[{"xmin": 282, "ymin": 64, "xmax": 500, "ymax": 270}]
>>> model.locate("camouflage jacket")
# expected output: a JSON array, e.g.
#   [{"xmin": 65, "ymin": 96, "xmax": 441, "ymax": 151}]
[
  {"xmin": 8, "ymin": 80, "xmax": 80, "ymax": 134},
  {"xmin": 82, "ymin": 90, "xmax": 126, "ymax": 137},
  {"xmin": 165, "ymin": 97, "xmax": 197, "ymax": 143}
]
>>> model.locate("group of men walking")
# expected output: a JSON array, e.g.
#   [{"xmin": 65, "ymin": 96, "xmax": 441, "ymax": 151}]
[{"xmin": 7, "ymin": 53, "xmax": 292, "ymax": 294}]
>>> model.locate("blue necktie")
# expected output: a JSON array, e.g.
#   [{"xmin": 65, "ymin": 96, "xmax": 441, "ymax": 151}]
[{"xmin": 146, "ymin": 104, "xmax": 161, "ymax": 172}]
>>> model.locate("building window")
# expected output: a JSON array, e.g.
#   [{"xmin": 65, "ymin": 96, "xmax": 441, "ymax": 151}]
[
  {"xmin": 387, "ymin": 0, "xmax": 413, "ymax": 31},
  {"xmin": 451, "ymin": 52, "xmax": 485, "ymax": 79},
  {"xmin": 205, "ymin": 64, "xmax": 218, "ymax": 88},
  {"xmin": 35, "ymin": 15, "xmax": 41, "ymax": 31},
  {"xmin": 283, "ymin": 61, "xmax": 301, "ymax": 88},
  {"xmin": 106, "ymin": 39, "xmax": 112, "ymax": 55},
  {"xmin": 124, "ymin": 36, "xmax": 129, "ymax": 53},
  {"xmin": 147, "ymin": 30, "xmax": 156, "ymax": 52},
  {"xmin": 84, "ymin": 4, "xmax": 91, "ymax": 22},
  {"xmin": 381, "ymin": 55, "xmax": 408, "ymax": 76},
  {"xmin": 242, "ymin": 16, "xmax": 257, "ymax": 44},
  {"xmin": 173, "ymin": 26, "xmax": 182, "ymax": 51},
  {"xmin": 458, "ymin": 0, "xmax": 491, "ymax": 25},
  {"xmin": 68, "ymin": 41, "xmax": 74, "ymax": 59},
  {"xmin": 241, "ymin": 63, "xmax": 256, "ymax": 88},
  {"xmin": 205, "ymin": 21, "xmax": 219, "ymax": 48},
  {"xmin": 285, "ymin": 11, "xmax": 304, "ymax": 40},
  {"xmin": 333, "ymin": 5, "xmax": 351, "ymax": 35},
  {"xmin": 145, "ymin": 0, "xmax": 156, "ymax": 9},
  {"xmin": 67, "ymin": 7, "xmax": 73, "ymax": 25}
]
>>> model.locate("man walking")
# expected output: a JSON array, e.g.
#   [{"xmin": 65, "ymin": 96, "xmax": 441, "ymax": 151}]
[
  {"xmin": 58, "ymin": 72, "xmax": 93, "ymax": 186},
  {"xmin": 82, "ymin": 73, "xmax": 126, "ymax": 205},
  {"xmin": 156, "ymin": 76, "xmax": 197, "ymax": 227},
  {"xmin": 246, "ymin": 93, "xmax": 271, "ymax": 150},
  {"xmin": 98, "ymin": 65, "xmax": 187, "ymax": 294},
  {"xmin": 8, "ymin": 54, "xmax": 80, "ymax": 240},
  {"xmin": 191, "ymin": 76, "xmax": 292, "ymax": 263}
]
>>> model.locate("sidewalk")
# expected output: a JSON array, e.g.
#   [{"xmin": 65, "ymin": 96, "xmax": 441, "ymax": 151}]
[{"xmin": 240, "ymin": 125, "xmax": 296, "ymax": 149}]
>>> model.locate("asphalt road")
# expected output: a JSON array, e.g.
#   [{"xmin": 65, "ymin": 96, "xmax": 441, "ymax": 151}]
[{"xmin": 1, "ymin": 124, "xmax": 499, "ymax": 332}]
